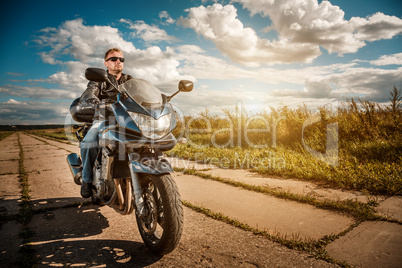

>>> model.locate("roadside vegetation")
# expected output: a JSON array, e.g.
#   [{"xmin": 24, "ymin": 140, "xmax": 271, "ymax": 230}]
[
  {"xmin": 167, "ymin": 86, "xmax": 401, "ymax": 196},
  {"xmin": 0, "ymin": 131, "xmax": 14, "ymax": 141},
  {"xmin": 25, "ymin": 127, "xmax": 76, "ymax": 143}
]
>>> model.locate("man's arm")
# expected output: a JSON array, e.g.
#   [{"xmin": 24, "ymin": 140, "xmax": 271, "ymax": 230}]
[{"xmin": 80, "ymin": 81, "xmax": 101, "ymax": 103}]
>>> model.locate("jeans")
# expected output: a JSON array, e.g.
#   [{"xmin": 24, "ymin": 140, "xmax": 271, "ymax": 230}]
[{"xmin": 80, "ymin": 121, "xmax": 101, "ymax": 184}]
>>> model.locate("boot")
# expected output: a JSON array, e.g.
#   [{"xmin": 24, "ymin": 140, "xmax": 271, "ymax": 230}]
[{"xmin": 81, "ymin": 182, "xmax": 93, "ymax": 198}]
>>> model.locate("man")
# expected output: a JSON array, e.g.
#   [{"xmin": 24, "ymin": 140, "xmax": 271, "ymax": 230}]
[{"xmin": 80, "ymin": 48, "xmax": 133, "ymax": 198}]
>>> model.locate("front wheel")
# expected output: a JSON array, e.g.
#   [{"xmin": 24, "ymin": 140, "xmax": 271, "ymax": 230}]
[{"xmin": 135, "ymin": 174, "xmax": 183, "ymax": 255}]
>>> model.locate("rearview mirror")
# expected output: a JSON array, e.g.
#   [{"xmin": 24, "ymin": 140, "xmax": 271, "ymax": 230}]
[
  {"xmin": 85, "ymin": 68, "xmax": 108, "ymax": 82},
  {"xmin": 167, "ymin": 80, "xmax": 194, "ymax": 101},
  {"xmin": 178, "ymin": 80, "xmax": 193, "ymax": 92}
]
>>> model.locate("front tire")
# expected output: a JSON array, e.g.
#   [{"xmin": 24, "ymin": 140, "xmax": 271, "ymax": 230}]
[{"xmin": 135, "ymin": 174, "xmax": 183, "ymax": 255}]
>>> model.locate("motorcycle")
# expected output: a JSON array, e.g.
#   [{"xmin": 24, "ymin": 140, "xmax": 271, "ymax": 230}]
[{"xmin": 67, "ymin": 68, "xmax": 193, "ymax": 255}]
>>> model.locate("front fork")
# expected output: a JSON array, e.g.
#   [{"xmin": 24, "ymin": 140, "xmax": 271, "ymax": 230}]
[
  {"xmin": 128, "ymin": 153, "xmax": 145, "ymax": 217},
  {"xmin": 126, "ymin": 151, "xmax": 173, "ymax": 217}
]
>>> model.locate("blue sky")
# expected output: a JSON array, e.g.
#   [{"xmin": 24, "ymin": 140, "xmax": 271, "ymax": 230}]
[{"xmin": 0, "ymin": 0, "xmax": 401, "ymax": 124}]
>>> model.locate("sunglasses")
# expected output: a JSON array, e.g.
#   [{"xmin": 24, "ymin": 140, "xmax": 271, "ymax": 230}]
[{"xmin": 106, "ymin": 57, "xmax": 125, "ymax": 62}]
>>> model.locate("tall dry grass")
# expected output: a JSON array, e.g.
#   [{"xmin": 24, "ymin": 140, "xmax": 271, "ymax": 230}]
[{"xmin": 169, "ymin": 86, "xmax": 402, "ymax": 195}]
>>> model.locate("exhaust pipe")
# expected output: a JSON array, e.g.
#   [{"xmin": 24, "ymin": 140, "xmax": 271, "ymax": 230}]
[{"xmin": 67, "ymin": 153, "xmax": 82, "ymax": 185}]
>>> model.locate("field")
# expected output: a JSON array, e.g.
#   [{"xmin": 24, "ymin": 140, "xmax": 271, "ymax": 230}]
[{"xmin": 10, "ymin": 87, "xmax": 402, "ymax": 196}]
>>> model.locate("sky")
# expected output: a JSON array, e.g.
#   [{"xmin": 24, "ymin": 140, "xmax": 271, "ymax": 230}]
[{"xmin": 0, "ymin": 0, "xmax": 401, "ymax": 125}]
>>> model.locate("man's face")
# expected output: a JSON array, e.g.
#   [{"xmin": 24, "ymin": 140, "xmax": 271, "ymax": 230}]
[{"xmin": 104, "ymin": 51, "xmax": 124, "ymax": 75}]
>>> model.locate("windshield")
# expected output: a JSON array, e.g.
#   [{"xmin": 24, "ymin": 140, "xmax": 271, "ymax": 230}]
[{"xmin": 119, "ymin": 79, "xmax": 163, "ymax": 109}]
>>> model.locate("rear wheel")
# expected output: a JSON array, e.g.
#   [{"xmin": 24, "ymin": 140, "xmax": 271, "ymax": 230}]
[{"xmin": 135, "ymin": 174, "xmax": 183, "ymax": 255}]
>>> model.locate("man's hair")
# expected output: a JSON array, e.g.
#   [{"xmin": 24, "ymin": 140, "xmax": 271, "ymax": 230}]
[{"xmin": 104, "ymin": 48, "xmax": 123, "ymax": 60}]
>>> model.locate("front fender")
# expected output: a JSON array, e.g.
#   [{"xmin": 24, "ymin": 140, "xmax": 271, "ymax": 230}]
[{"xmin": 130, "ymin": 159, "xmax": 173, "ymax": 174}]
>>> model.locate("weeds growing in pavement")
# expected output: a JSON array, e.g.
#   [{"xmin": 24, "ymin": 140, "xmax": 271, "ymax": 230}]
[
  {"xmin": 16, "ymin": 133, "xmax": 38, "ymax": 267},
  {"xmin": 182, "ymin": 201, "xmax": 352, "ymax": 267},
  {"xmin": 175, "ymin": 167, "xmax": 386, "ymax": 222}
]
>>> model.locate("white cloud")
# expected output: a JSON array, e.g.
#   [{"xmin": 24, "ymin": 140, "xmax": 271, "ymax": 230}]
[
  {"xmin": 0, "ymin": 84, "xmax": 78, "ymax": 100},
  {"xmin": 178, "ymin": 3, "xmax": 321, "ymax": 67},
  {"xmin": 123, "ymin": 46, "xmax": 195, "ymax": 88},
  {"xmin": 120, "ymin": 19, "xmax": 176, "ymax": 42},
  {"xmin": 270, "ymin": 66, "xmax": 402, "ymax": 102},
  {"xmin": 159, "ymin": 11, "xmax": 175, "ymax": 24},
  {"xmin": 5, "ymin": 99, "xmax": 27, "ymax": 105},
  {"xmin": 0, "ymin": 99, "xmax": 70, "ymax": 125},
  {"xmin": 351, "ymin": 12, "xmax": 402, "ymax": 42},
  {"xmin": 6, "ymin": 72, "xmax": 25, "ymax": 77},
  {"xmin": 327, "ymin": 67, "xmax": 402, "ymax": 101},
  {"xmin": 271, "ymin": 79, "xmax": 339, "ymax": 99},
  {"xmin": 24, "ymin": 60, "xmax": 90, "ymax": 98},
  {"xmin": 35, "ymin": 18, "xmax": 136, "ymax": 64},
  {"xmin": 234, "ymin": 0, "xmax": 364, "ymax": 54},
  {"xmin": 370, "ymin": 53, "xmax": 402, "ymax": 66},
  {"xmin": 33, "ymin": 18, "xmax": 192, "ymax": 91},
  {"xmin": 235, "ymin": 0, "xmax": 402, "ymax": 53},
  {"xmin": 175, "ymin": 45, "xmax": 255, "ymax": 80},
  {"xmin": 179, "ymin": 1, "xmax": 402, "ymax": 66}
]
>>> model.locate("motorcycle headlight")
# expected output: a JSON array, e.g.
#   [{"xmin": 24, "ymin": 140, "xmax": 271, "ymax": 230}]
[{"xmin": 128, "ymin": 112, "xmax": 171, "ymax": 140}]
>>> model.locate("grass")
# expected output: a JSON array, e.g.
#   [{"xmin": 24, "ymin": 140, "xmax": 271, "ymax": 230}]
[
  {"xmin": 168, "ymin": 87, "xmax": 402, "ymax": 196},
  {"xmin": 0, "ymin": 131, "xmax": 14, "ymax": 141},
  {"xmin": 16, "ymin": 132, "xmax": 38, "ymax": 267},
  {"xmin": 25, "ymin": 127, "xmax": 77, "ymax": 143}
]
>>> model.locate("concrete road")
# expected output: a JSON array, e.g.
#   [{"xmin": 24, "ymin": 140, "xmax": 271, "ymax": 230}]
[{"xmin": 1, "ymin": 132, "xmax": 401, "ymax": 267}]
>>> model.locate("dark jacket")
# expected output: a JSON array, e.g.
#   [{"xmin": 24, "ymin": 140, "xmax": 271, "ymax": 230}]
[{"xmin": 80, "ymin": 72, "xmax": 133, "ymax": 103}]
